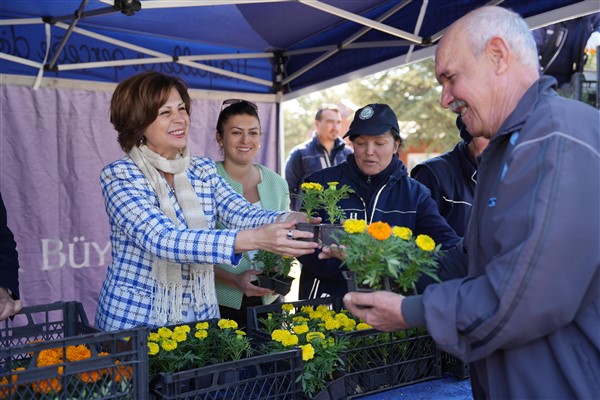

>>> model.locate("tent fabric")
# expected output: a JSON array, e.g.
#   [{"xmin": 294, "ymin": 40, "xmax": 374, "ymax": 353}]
[{"xmin": 1, "ymin": 0, "xmax": 598, "ymax": 99}]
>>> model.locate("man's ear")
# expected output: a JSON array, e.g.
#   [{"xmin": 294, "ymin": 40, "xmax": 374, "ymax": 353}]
[{"xmin": 486, "ymin": 36, "xmax": 510, "ymax": 74}]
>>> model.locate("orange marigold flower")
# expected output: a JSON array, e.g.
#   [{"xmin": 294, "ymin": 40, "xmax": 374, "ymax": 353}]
[
  {"xmin": 32, "ymin": 377, "xmax": 62, "ymax": 394},
  {"xmin": 113, "ymin": 360, "xmax": 133, "ymax": 383},
  {"xmin": 367, "ymin": 221, "xmax": 392, "ymax": 241},
  {"xmin": 79, "ymin": 370, "xmax": 102, "ymax": 383},
  {"xmin": 36, "ymin": 348, "xmax": 62, "ymax": 367},
  {"xmin": 66, "ymin": 344, "xmax": 91, "ymax": 362}
]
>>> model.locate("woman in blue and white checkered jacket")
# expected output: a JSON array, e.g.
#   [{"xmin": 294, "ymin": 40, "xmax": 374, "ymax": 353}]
[{"xmin": 95, "ymin": 72, "xmax": 318, "ymax": 331}]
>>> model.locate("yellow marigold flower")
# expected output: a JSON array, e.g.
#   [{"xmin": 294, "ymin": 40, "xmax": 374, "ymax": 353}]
[
  {"xmin": 66, "ymin": 344, "xmax": 91, "ymax": 362},
  {"xmin": 300, "ymin": 305, "xmax": 314, "ymax": 313},
  {"xmin": 158, "ymin": 327, "xmax": 173, "ymax": 339},
  {"xmin": 235, "ymin": 330, "xmax": 246, "ymax": 337},
  {"xmin": 282, "ymin": 334, "xmax": 299, "ymax": 347},
  {"xmin": 415, "ymin": 234, "xmax": 436, "ymax": 252},
  {"xmin": 327, "ymin": 181, "xmax": 339, "ymax": 189},
  {"xmin": 271, "ymin": 329, "xmax": 290, "ymax": 343},
  {"xmin": 316, "ymin": 305, "xmax": 330, "ymax": 313},
  {"xmin": 281, "ymin": 303, "xmax": 294, "ymax": 313},
  {"xmin": 343, "ymin": 218, "xmax": 367, "ymax": 234},
  {"xmin": 218, "ymin": 319, "xmax": 238, "ymax": 330},
  {"xmin": 309, "ymin": 311, "xmax": 325, "ymax": 320},
  {"xmin": 174, "ymin": 325, "xmax": 191, "ymax": 334},
  {"xmin": 392, "ymin": 226, "xmax": 412, "ymax": 240},
  {"xmin": 367, "ymin": 221, "xmax": 392, "ymax": 241},
  {"xmin": 195, "ymin": 329, "xmax": 208, "ymax": 340},
  {"xmin": 148, "ymin": 332, "xmax": 161, "ymax": 342},
  {"xmin": 292, "ymin": 316, "xmax": 309, "ymax": 323},
  {"xmin": 148, "ymin": 342, "xmax": 160, "ymax": 356},
  {"xmin": 306, "ymin": 331, "xmax": 325, "ymax": 342},
  {"xmin": 334, "ymin": 313, "xmax": 349, "ymax": 322},
  {"xmin": 301, "ymin": 182, "xmax": 324, "ymax": 191},
  {"xmin": 356, "ymin": 322, "xmax": 372, "ymax": 330},
  {"xmin": 195, "ymin": 322, "xmax": 209, "ymax": 330},
  {"xmin": 172, "ymin": 331, "xmax": 187, "ymax": 343},
  {"xmin": 293, "ymin": 324, "xmax": 309, "ymax": 335},
  {"xmin": 161, "ymin": 339, "xmax": 178, "ymax": 352},
  {"xmin": 324, "ymin": 318, "xmax": 341, "ymax": 331},
  {"xmin": 300, "ymin": 344, "xmax": 315, "ymax": 361}
]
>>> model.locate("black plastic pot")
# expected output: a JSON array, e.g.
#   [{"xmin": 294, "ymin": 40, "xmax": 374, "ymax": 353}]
[
  {"xmin": 256, "ymin": 274, "xmax": 294, "ymax": 296},
  {"xmin": 319, "ymin": 223, "xmax": 344, "ymax": 246},
  {"xmin": 294, "ymin": 222, "xmax": 320, "ymax": 243}
]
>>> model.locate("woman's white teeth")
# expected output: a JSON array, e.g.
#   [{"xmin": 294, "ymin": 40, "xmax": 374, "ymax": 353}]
[{"xmin": 169, "ymin": 130, "xmax": 184, "ymax": 136}]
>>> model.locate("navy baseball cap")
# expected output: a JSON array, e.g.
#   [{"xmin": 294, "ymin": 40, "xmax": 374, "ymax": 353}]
[{"xmin": 344, "ymin": 104, "xmax": 400, "ymax": 138}]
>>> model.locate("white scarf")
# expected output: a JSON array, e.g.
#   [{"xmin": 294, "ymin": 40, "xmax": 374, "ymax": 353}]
[{"xmin": 128, "ymin": 145, "xmax": 217, "ymax": 325}]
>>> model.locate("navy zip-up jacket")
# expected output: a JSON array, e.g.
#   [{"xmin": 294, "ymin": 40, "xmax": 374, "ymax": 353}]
[
  {"xmin": 411, "ymin": 140, "xmax": 477, "ymax": 236},
  {"xmin": 404, "ymin": 76, "xmax": 600, "ymax": 399},
  {"xmin": 298, "ymin": 154, "xmax": 460, "ymax": 298}
]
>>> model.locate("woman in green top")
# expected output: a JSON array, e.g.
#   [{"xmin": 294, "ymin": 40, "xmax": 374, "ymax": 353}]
[{"xmin": 214, "ymin": 99, "xmax": 290, "ymax": 327}]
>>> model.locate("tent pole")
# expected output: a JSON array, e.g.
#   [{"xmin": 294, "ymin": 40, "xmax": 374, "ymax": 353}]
[{"xmin": 46, "ymin": 0, "xmax": 90, "ymax": 71}]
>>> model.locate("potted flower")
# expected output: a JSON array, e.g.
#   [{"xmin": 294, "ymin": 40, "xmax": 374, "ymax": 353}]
[
  {"xmin": 251, "ymin": 250, "xmax": 295, "ymax": 296},
  {"xmin": 318, "ymin": 181, "xmax": 354, "ymax": 245},
  {"xmin": 338, "ymin": 219, "xmax": 441, "ymax": 294},
  {"xmin": 148, "ymin": 319, "xmax": 303, "ymax": 399},
  {"xmin": 256, "ymin": 303, "xmax": 373, "ymax": 398},
  {"xmin": 148, "ymin": 320, "xmax": 251, "ymax": 381},
  {"xmin": 319, "ymin": 181, "xmax": 354, "ymax": 225},
  {"xmin": 2, "ymin": 342, "xmax": 135, "ymax": 398},
  {"xmin": 294, "ymin": 182, "xmax": 324, "ymax": 242}
]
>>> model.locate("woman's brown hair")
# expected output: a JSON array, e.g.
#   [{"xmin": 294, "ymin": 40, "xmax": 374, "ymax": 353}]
[{"xmin": 110, "ymin": 71, "xmax": 191, "ymax": 153}]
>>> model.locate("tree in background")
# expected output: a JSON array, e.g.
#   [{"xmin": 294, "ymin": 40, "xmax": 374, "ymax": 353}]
[{"xmin": 283, "ymin": 57, "xmax": 459, "ymax": 158}]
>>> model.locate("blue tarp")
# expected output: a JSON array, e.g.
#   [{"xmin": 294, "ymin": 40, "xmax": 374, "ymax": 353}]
[{"xmin": 1, "ymin": 0, "xmax": 596, "ymax": 99}]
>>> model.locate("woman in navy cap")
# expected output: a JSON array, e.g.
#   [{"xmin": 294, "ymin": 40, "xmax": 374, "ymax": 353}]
[{"xmin": 298, "ymin": 103, "xmax": 460, "ymax": 299}]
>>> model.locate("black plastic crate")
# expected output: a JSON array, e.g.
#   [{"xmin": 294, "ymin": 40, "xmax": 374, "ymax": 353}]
[
  {"xmin": 441, "ymin": 351, "xmax": 470, "ymax": 379},
  {"xmin": 150, "ymin": 348, "xmax": 303, "ymax": 400},
  {"xmin": 0, "ymin": 301, "xmax": 98, "ymax": 347},
  {"xmin": 0, "ymin": 301, "xmax": 149, "ymax": 399},
  {"xmin": 247, "ymin": 297, "xmax": 442, "ymax": 399}
]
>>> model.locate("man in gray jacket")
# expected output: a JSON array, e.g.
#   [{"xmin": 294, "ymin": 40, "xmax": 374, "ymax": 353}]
[{"xmin": 341, "ymin": 6, "xmax": 600, "ymax": 399}]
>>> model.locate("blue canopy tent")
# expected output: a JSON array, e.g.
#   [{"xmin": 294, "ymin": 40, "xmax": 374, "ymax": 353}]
[
  {"xmin": 1, "ymin": 0, "xmax": 598, "ymax": 320},
  {"xmin": 2, "ymin": 0, "xmax": 598, "ymax": 97}
]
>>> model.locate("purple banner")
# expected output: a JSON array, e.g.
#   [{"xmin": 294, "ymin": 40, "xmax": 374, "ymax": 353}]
[{"xmin": 0, "ymin": 83, "xmax": 278, "ymax": 323}]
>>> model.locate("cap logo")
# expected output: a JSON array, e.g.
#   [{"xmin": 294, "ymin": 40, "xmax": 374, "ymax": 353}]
[{"xmin": 359, "ymin": 106, "xmax": 374, "ymax": 120}]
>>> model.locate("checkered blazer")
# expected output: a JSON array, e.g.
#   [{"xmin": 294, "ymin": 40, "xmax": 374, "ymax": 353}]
[{"xmin": 95, "ymin": 155, "xmax": 284, "ymax": 331}]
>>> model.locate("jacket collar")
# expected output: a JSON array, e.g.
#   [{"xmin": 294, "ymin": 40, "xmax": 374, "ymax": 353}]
[
  {"xmin": 311, "ymin": 132, "xmax": 347, "ymax": 151},
  {"xmin": 346, "ymin": 154, "xmax": 407, "ymax": 185},
  {"xmin": 495, "ymin": 76, "xmax": 558, "ymax": 138}
]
